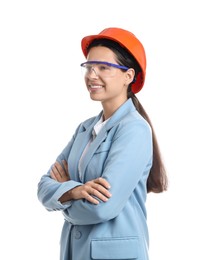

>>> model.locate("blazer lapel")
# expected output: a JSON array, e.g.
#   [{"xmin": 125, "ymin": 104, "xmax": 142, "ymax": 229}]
[{"xmin": 79, "ymin": 126, "xmax": 108, "ymax": 182}]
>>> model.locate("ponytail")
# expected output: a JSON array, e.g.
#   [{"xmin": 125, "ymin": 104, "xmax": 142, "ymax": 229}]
[{"xmin": 128, "ymin": 91, "xmax": 168, "ymax": 193}]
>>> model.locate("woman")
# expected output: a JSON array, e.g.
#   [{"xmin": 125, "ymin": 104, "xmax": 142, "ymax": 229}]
[{"xmin": 37, "ymin": 27, "xmax": 168, "ymax": 260}]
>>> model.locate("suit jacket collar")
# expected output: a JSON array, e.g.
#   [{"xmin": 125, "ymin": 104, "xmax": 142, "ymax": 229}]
[{"xmin": 82, "ymin": 98, "xmax": 135, "ymax": 132}]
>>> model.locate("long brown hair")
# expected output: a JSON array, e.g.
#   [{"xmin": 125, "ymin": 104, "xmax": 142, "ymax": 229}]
[
  {"xmin": 129, "ymin": 92, "xmax": 168, "ymax": 193},
  {"xmin": 87, "ymin": 39, "xmax": 168, "ymax": 193}
]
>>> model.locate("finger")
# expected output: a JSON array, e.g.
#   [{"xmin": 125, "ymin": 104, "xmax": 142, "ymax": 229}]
[
  {"xmin": 92, "ymin": 182, "xmax": 112, "ymax": 198},
  {"xmin": 84, "ymin": 184, "xmax": 111, "ymax": 202},
  {"xmin": 91, "ymin": 188, "xmax": 110, "ymax": 202},
  {"xmin": 54, "ymin": 161, "xmax": 69, "ymax": 180},
  {"xmin": 52, "ymin": 163, "xmax": 66, "ymax": 182},
  {"xmin": 78, "ymin": 188, "xmax": 99, "ymax": 204},
  {"xmin": 62, "ymin": 160, "xmax": 69, "ymax": 177},
  {"xmin": 54, "ymin": 161, "xmax": 64, "ymax": 175},
  {"xmin": 54, "ymin": 162, "xmax": 69, "ymax": 180},
  {"xmin": 50, "ymin": 170, "xmax": 58, "ymax": 181},
  {"xmin": 94, "ymin": 177, "xmax": 111, "ymax": 189},
  {"xmin": 52, "ymin": 164, "xmax": 62, "ymax": 178},
  {"xmin": 85, "ymin": 193, "xmax": 99, "ymax": 205}
]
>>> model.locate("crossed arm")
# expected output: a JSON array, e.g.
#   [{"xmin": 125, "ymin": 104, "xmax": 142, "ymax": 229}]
[{"xmin": 50, "ymin": 160, "xmax": 112, "ymax": 205}]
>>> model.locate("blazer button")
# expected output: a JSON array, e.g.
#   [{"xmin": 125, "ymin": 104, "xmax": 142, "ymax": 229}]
[{"xmin": 74, "ymin": 231, "xmax": 82, "ymax": 239}]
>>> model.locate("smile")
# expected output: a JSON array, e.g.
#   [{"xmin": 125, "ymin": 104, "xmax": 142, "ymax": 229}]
[{"xmin": 89, "ymin": 85, "xmax": 103, "ymax": 89}]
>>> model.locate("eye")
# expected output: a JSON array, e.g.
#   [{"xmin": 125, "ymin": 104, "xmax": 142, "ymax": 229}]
[
  {"xmin": 85, "ymin": 64, "xmax": 92, "ymax": 72},
  {"xmin": 98, "ymin": 64, "xmax": 111, "ymax": 71}
]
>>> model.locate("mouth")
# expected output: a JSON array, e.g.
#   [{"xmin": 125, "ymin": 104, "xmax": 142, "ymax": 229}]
[{"xmin": 88, "ymin": 85, "xmax": 104, "ymax": 92}]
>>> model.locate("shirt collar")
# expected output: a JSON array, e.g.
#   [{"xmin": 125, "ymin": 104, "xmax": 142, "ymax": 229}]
[{"xmin": 93, "ymin": 115, "xmax": 110, "ymax": 136}]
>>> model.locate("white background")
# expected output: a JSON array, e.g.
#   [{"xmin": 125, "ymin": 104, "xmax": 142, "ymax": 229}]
[{"xmin": 0, "ymin": 0, "xmax": 209, "ymax": 259}]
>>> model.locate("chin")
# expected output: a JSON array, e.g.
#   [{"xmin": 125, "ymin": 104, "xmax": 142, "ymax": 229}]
[{"xmin": 90, "ymin": 96, "xmax": 102, "ymax": 101}]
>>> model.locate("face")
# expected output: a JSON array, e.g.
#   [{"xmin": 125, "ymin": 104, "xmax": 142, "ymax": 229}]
[{"xmin": 84, "ymin": 46, "xmax": 134, "ymax": 107}]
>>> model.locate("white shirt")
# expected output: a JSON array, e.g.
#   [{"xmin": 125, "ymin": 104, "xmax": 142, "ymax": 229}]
[{"xmin": 78, "ymin": 116, "xmax": 110, "ymax": 180}]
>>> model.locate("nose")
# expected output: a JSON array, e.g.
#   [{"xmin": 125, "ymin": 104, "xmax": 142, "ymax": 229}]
[{"xmin": 88, "ymin": 66, "xmax": 99, "ymax": 78}]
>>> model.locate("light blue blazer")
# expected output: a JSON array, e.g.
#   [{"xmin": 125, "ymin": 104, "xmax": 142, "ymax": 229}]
[{"xmin": 38, "ymin": 98, "xmax": 153, "ymax": 260}]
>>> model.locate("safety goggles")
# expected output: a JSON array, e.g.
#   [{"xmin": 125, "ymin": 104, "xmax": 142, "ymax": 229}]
[{"xmin": 80, "ymin": 61, "xmax": 129, "ymax": 78}]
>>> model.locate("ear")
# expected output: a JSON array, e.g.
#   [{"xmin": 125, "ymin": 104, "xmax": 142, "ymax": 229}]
[{"xmin": 125, "ymin": 68, "xmax": 135, "ymax": 85}]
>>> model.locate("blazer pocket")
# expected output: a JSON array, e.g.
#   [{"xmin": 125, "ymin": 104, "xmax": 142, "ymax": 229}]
[{"xmin": 91, "ymin": 237, "xmax": 139, "ymax": 259}]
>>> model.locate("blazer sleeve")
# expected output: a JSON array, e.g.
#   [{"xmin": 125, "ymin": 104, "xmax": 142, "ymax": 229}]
[
  {"xmin": 37, "ymin": 128, "xmax": 83, "ymax": 211},
  {"xmin": 63, "ymin": 118, "xmax": 153, "ymax": 225}
]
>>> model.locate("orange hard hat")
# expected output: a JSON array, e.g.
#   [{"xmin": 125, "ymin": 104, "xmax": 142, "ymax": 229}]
[{"xmin": 81, "ymin": 27, "xmax": 146, "ymax": 93}]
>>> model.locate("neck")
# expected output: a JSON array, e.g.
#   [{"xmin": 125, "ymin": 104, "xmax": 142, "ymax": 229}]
[{"xmin": 101, "ymin": 98, "xmax": 128, "ymax": 120}]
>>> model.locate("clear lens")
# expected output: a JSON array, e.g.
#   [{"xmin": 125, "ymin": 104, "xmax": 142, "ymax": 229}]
[
  {"xmin": 81, "ymin": 63, "xmax": 115, "ymax": 77},
  {"xmin": 81, "ymin": 61, "xmax": 129, "ymax": 78}
]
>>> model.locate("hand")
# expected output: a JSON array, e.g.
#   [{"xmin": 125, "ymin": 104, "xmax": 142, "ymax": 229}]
[
  {"xmin": 71, "ymin": 177, "xmax": 112, "ymax": 204},
  {"xmin": 60, "ymin": 177, "xmax": 112, "ymax": 205},
  {"xmin": 50, "ymin": 160, "xmax": 70, "ymax": 182}
]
